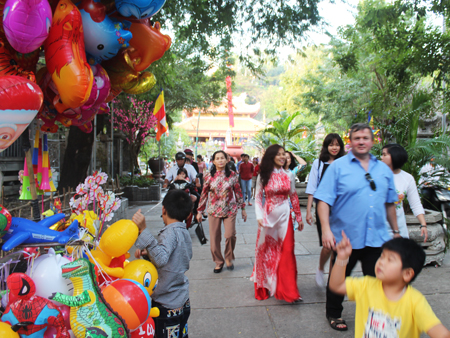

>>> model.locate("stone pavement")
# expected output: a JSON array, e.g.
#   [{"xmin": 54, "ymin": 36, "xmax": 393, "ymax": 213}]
[{"xmin": 127, "ymin": 200, "xmax": 450, "ymax": 338}]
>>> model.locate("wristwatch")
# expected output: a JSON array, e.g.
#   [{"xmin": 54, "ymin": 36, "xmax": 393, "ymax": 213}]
[
  {"xmin": 419, "ymin": 225, "xmax": 427, "ymax": 229},
  {"xmin": 393, "ymin": 230, "xmax": 400, "ymax": 234}
]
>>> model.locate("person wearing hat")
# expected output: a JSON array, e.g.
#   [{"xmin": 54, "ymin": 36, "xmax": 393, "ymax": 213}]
[
  {"xmin": 184, "ymin": 149, "xmax": 200, "ymax": 175},
  {"xmin": 163, "ymin": 152, "xmax": 199, "ymax": 189}
]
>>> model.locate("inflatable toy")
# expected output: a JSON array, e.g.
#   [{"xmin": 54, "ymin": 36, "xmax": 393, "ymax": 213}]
[
  {"xmin": 78, "ymin": 0, "xmax": 132, "ymax": 65},
  {"xmin": 50, "ymin": 258, "xmax": 129, "ymax": 338},
  {"xmin": 89, "ymin": 219, "xmax": 138, "ymax": 278},
  {"xmin": 102, "ymin": 51, "xmax": 156, "ymax": 94},
  {"xmin": 1, "ymin": 214, "xmax": 79, "ymax": 252},
  {"xmin": 0, "ymin": 204, "xmax": 12, "ymax": 237},
  {"xmin": 1, "ymin": 273, "xmax": 70, "ymax": 337},
  {"xmin": 27, "ymin": 248, "xmax": 74, "ymax": 306},
  {"xmin": 127, "ymin": 20, "xmax": 171, "ymax": 72},
  {"xmin": 0, "ymin": 322, "xmax": 20, "ymax": 338},
  {"xmin": 0, "ymin": 76, "xmax": 43, "ymax": 153},
  {"xmin": 115, "ymin": 0, "xmax": 165, "ymax": 19},
  {"xmin": 131, "ymin": 316, "xmax": 155, "ymax": 338},
  {"xmin": 44, "ymin": 0, "xmax": 93, "ymax": 111},
  {"xmin": 58, "ymin": 64, "xmax": 111, "ymax": 133},
  {"xmin": 102, "ymin": 278, "xmax": 159, "ymax": 330},
  {"xmin": 0, "ymin": 40, "xmax": 35, "ymax": 81},
  {"xmin": 3, "ymin": 0, "xmax": 52, "ymax": 53},
  {"xmin": 122, "ymin": 259, "xmax": 158, "ymax": 295}
]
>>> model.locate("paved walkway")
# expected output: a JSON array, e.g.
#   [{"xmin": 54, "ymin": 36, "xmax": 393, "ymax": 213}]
[{"xmin": 127, "ymin": 200, "xmax": 450, "ymax": 338}]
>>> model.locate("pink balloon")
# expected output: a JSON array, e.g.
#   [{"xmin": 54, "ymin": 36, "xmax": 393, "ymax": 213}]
[
  {"xmin": 58, "ymin": 305, "xmax": 71, "ymax": 330},
  {"xmin": 43, "ymin": 326, "xmax": 56, "ymax": 338},
  {"xmin": 3, "ymin": 0, "xmax": 52, "ymax": 53}
]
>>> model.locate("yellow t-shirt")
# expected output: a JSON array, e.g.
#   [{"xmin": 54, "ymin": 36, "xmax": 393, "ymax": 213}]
[{"xmin": 346, "ymin": 276, "xmax": 441, "ymax": 338}]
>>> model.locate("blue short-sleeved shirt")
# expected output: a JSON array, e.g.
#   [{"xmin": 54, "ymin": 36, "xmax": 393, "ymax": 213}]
[{"xmin": 314, "ymin": 151, "xmax": 398, "ymax": 249}]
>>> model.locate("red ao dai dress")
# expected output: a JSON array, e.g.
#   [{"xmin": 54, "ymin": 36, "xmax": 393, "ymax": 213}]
[{"xmin": 250, "ymin": 168, "xmax": 303, "ymax": 302}]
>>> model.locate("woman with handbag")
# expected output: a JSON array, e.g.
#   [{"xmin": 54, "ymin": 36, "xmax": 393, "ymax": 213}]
[
  {"xmin": 197, "ymin": 150, "xmax": 247, "ymax": 273},
  {"xmin": 250, "ymin": 144, "xmax": 303, "ymax": 303},
  {"xmin": 305, "ymin": 133, "xmax": 345, "ymax": 288}
]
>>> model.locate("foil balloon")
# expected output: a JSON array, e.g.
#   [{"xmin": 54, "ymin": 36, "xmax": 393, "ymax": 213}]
[
  {"xmin": 114, "ymin": 0, "xmax": 165, "ymax": 19},
  {"xmin": 0, "ymin": 39, "xmax": 35, "ymax": 81},
  {"xmin": 122, "ymin": 259, "xmax": 158, "ymax": 296},
  {"xmin": 78, "ymin": 0, "xmax": 132, "ymax": 65},
  {"xmin": 102, "ymin": 51, "xmax": 156, "ymax": 95},
  {"xmin": 2, "ymin": 0, "xmax": 52, "ymax": 53},
  {"xmin": 127, "ymin": 20, "xmax": 171, "ymax": 72},
  {"xmin": 44, "ymin": 0, "xmax": 93, "ymax": 111},
  {"xmin": 0, "ymin": 76, "xmax": 43, "ymax": 153},
  {"xmin": 58, "ymin": 64, "xmax": 111, "ymax": 133}
]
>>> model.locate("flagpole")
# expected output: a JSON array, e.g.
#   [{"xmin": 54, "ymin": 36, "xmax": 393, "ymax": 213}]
[{"xmin": 195, "ymin": 110, "xmax": 201, "ymax": 158}]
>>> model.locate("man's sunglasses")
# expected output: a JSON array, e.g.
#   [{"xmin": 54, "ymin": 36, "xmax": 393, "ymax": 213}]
[{"xmin": 365, "ymin": 173, "xmax": 376, "ymax": 191}]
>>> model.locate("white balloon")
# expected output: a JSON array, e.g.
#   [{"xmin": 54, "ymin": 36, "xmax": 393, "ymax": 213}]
[{"xmin": 27, "ymin": 248, "xmax": 73, "ymax": 305}]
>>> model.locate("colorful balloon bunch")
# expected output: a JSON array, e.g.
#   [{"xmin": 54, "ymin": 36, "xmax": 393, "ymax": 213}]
[{"xmin": 0, "ymin": 0, "xmax": 171, "ymax": 144}]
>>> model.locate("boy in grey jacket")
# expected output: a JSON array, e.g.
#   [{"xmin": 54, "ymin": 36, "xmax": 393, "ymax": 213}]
[{"xmin": 133, "ymin": 190, "xmax": 193, "ymax": 338}]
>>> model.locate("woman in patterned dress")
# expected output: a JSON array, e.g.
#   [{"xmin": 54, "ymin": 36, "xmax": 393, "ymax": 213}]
[
  {"xmin": 250, "ymin": 144, "xmax": 304, "ymax": 302},
  {"xmin": 197, "ymin": 150, "xmax": 247, "ymax": 273}
]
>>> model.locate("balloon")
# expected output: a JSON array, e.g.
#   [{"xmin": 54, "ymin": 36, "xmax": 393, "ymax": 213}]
[
  {"xmin": 0, "ymin": 204, "xmax": 12, "ymax": 237},
  {"xmin": 78, "ymin": 0, "xmax": 132, "ymax": 65},
  {"xmin": 127, "ymin": 20, "xmax": 171, "ymax": 72},
  {"xmin": 3, "ymin": 0, "xmax": 52, "ymax": 53},
  {"xmin": 44, "ymin": 0, "xmax": 93, "ymax": 111},
  {"xmin": 102, "ymin": 279, "xmax": 153, "ymax": 330},
  {"xmin": 122, "ymin": 259, "xmax": 158, "ymax": 296},
  {"xmin": 58, "ymin": 64, "xmax": 111, "ymax": 133},
  {"xmin": 0, "ymin": 76, "xmax": 43, "ymax": 153},
  {"xmin": 89, "ymin": 219, "xmax": 138, "ymax": 278},
  {"xmin": 103, "ymin": 51, "xmax": 156, "ymax": 95},
  {"xmin": 0, "ymin": 39, "xmax": 35, "ymax": 81},
  {"xmin": 115, "ymin": 0, "xmax": 165, "ymax": 19},
  {"xmin": 131, "ymin": 316, "xmax": 155, "ymax": 338},
  {"xmin": 27, "ymin": 248, "xmax": 74, "ymax": 306},
  {"xmin": 0, "ymin": 322, "xmax": 20, "ymax": 338},
  {"xmin": 1, "ymin": 273, "xmax": 70, "ymax": 337}
]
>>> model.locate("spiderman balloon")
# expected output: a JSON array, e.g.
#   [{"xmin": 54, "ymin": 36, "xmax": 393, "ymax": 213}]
[{"xmin": 1, "ymin": 273, "xmax": 70, "ymax": 338}]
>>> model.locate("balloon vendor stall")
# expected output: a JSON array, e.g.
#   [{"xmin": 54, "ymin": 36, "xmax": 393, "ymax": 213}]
[{"xmin": 0, "ymin": 0, "xmax": 172, "ymax": 334}]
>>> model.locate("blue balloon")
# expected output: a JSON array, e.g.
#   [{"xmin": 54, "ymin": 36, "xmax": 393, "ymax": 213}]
[{"xmin": 115, "ymin": 0, "xmax": 166, "ymax": 19}]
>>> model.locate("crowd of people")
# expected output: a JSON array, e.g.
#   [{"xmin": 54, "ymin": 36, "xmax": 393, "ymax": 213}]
[{"xmin": 132, "ymin": 124, "xmax": 450, "ymax": 338}]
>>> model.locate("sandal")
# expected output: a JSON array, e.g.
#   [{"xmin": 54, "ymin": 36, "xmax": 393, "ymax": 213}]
[{"xmin": 327, "ymin": 317, "xmax": 348, "ymax": 331}]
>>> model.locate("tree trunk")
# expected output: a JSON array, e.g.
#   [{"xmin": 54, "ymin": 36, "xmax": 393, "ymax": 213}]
[{"xmin": 59, "ymin": 126, "xmax": 94, "ymax": 192}]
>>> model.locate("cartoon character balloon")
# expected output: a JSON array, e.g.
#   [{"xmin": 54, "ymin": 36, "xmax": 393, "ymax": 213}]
[
  {"xmin": 44, "ymin": 0, "xmax": 93, "ymax": 111},
  {"xmin": 114, "ymin": 0, "xmax": 165, "ymax": 19},
  {"xmin": 0, "ymin": 40, "xmax": 35, "ymax": 81},
  {"xmin": 2, "ymin": 0, "xmax": 52, "ymax": 53},
  {"xmin": 127, "ymin": 20, "xmax": 171, "ymax": 72},
  {"xmin": 0, "ymin": 76, "xmax": 43, "ymax": 153},
  {"xmin": 78, "ymin": 0, "xmax": 132, "ymax": 65},
  {"xmin": 0, "ymin": 204, "xmax": 12, "ymax": 237},
  {"xmin": 1, "ymin": 273, "xmax": 70, "ymax": 338},
  {"xmin": 122, "ymin": 259, "xmax": 158, "ymax": 296}
]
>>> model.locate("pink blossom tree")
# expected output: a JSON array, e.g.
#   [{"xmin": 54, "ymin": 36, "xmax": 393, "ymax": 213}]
[{"xmin": 111, "ymin": 96, "xmax": 157, "ymax": 172}]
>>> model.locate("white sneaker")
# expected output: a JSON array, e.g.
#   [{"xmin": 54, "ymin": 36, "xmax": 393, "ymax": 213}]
[{"xmin": 315, "ymin": 269, "xmax": 326, "ymax": 288}]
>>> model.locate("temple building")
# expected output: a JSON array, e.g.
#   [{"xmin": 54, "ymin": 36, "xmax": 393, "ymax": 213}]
[{"xmin": 176, "ymin": 93, "xmax": 265, "ymax": 145}]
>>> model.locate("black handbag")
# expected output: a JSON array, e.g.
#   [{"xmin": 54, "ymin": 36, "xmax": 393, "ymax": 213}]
[{"xmin": 195, "ymin": 221, "xmax": 208, "ymax": 245}]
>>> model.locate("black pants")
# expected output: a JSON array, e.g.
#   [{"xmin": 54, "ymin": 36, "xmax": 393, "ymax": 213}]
[
  {"xmin": 326, "ymin": 247, "xmax": 382, "ymax": 319},
  {"xmin": 153, "ymin": 299, "xmax": 190, "ymax": 338}
]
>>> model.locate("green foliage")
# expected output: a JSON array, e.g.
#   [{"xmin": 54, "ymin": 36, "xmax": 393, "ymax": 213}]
[
  {"xmin": 262, "ymin": 111, "xmax": 310, "ymax": 148},
  {"xmin": 119, "ymin": 176, "xmax": 158, "ymax": 187}
]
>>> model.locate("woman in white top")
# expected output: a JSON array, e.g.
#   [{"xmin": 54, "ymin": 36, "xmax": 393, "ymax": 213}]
[
  {"xmin": 305, "ymin": 133, "xmax": 345, "ymax": 288},
  {"xmin": 381, "ymin": 144, "xmax": 428, "ymax": 241}
]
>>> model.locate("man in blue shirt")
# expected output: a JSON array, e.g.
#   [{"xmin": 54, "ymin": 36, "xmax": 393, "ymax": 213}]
[{"xmin": 314, "ymin": 123, "xmax": 400, "ymax": 331}]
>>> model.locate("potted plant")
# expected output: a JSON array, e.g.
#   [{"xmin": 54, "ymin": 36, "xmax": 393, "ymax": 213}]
[{"xmin": 120, "ymin": 175, "xmax": 161, "ymax": 202}]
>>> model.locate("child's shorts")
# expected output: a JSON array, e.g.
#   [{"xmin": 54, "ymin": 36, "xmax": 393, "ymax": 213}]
[{"xmin": 153, "ymin": 299, "xmax": 190, "ymax": 338}]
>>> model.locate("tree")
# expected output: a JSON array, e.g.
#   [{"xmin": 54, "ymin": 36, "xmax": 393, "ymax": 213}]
[{"xmin": 111, "ymin": 95, "xmax": 157, "ymax": 171}]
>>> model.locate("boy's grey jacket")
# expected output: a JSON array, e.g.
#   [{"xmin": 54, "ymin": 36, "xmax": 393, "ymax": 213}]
[{"xmin": 136, "ymin": 221, "xmax": 193, "ymax": 309}]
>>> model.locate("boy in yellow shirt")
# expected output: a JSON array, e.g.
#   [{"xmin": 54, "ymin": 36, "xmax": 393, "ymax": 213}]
[{"xmin": 329, "ymin": 232, "xmax": 450, "ymax": 338}]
